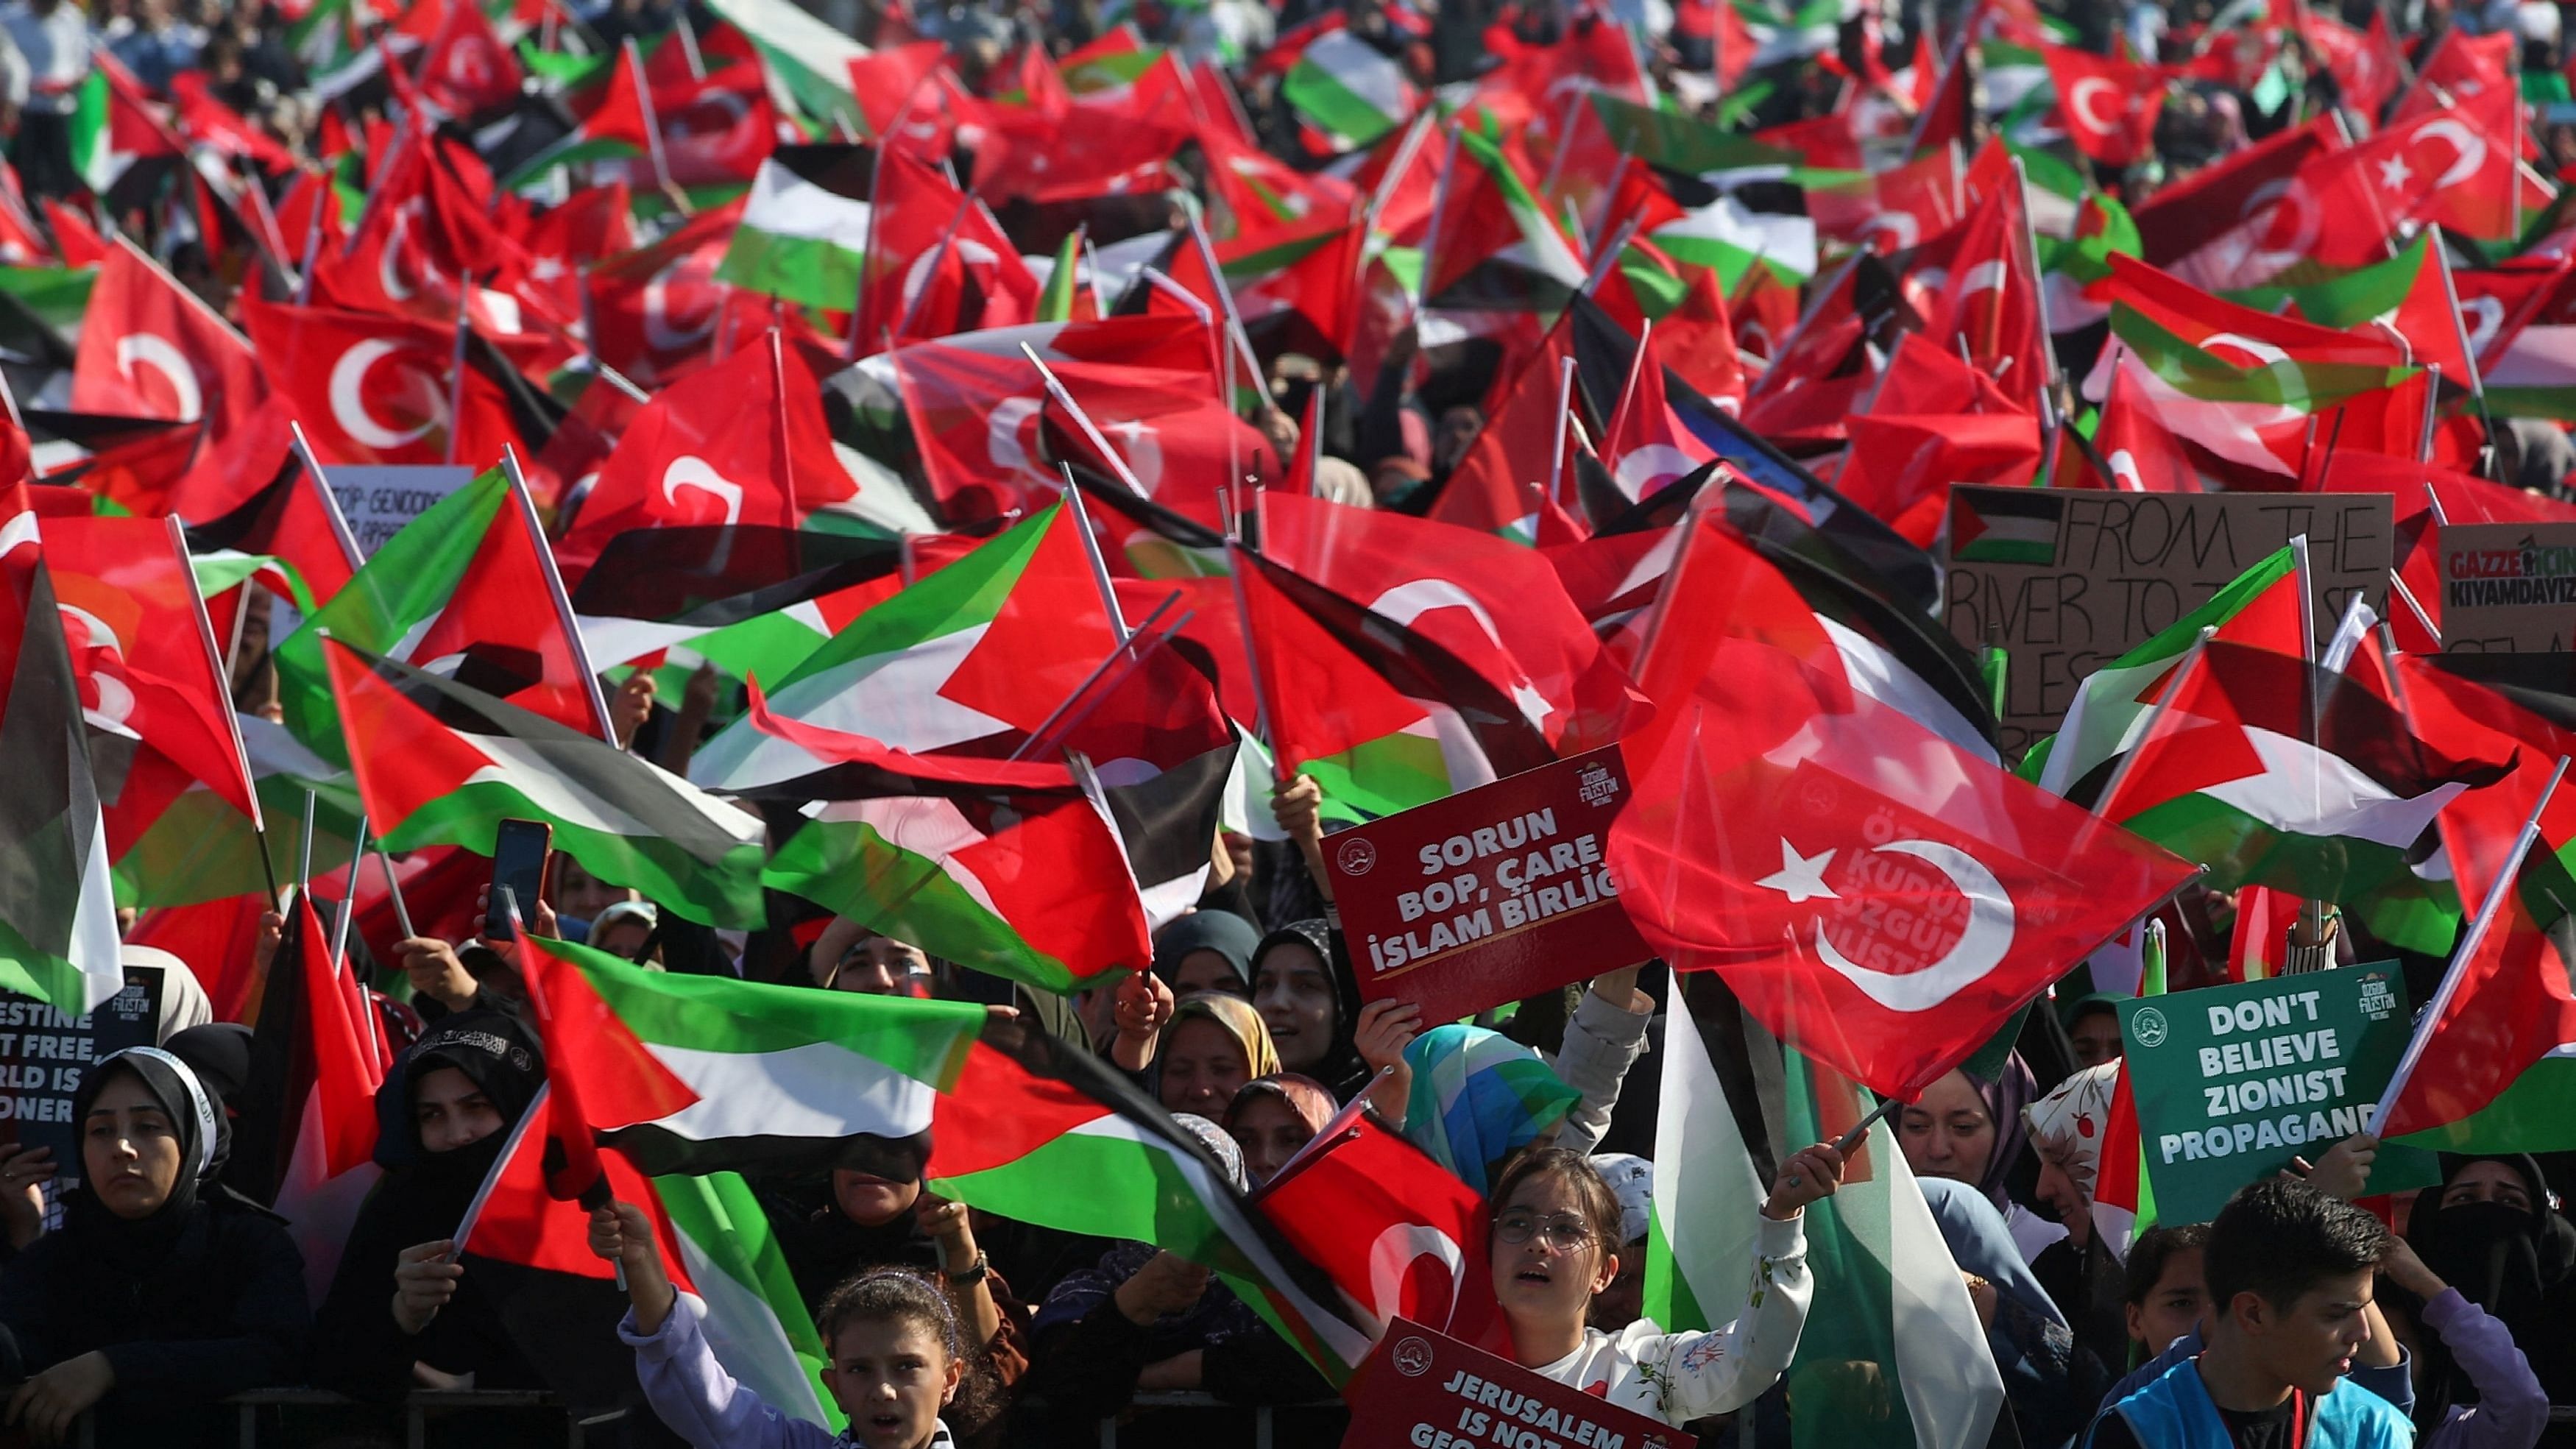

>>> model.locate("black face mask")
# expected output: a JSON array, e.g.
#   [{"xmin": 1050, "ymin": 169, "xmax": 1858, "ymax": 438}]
[{"xmin": 2417, "ymin": 1202, "xmax": 2551, "ymax": 1312}]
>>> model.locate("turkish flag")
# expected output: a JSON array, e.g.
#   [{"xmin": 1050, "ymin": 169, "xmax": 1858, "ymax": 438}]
[
  {"xmin": 1254, "ymin": 1109, "xmax": 1510, "ymax": 1353},
  {"xmin": 2323, "ymin": 88, "xmax": 2536, "ymax": 244},
  {"xmin": 584, "ymin": 197, "xmax": 744, "ymax": 389},
  {"xmin": 242, "ymin": 296, "xmax": 522, "ymax": 467},
  {"xmin": 71, "ymin": 241, "xmax": 265, "ymax": 442},
  {"xmin": 556, "ymin": 334, "xmax": 847, "ymax": 575},
  {"xmin": 2045, "ymin": 46, "xmax": 2165, "ymax": 167},
  {"xmin": 417, "ymin": 0, "xmax": 525, "ymax": 119},
  {"xmin": 1609, "ymin": 620, "xmax": 2194, "ymax": 1101}
]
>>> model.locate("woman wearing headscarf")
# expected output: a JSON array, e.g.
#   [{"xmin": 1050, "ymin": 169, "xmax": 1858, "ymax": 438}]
[
  {"xmin": 1918, "ymin": 1176, "xmax": 2108, "ymax": 1449},
  {"xmin": 1147, "ymin": 995, "xmax": 1281, "ymax": 1119},
  {"xmin": 1222, "ymin": 1074, "xmax": 1336, "ymax": 1186},
  {"xmin": 0, "ymin": 1047, "xmax": 307, "ymax": 1447},
  {"xmin": 2022, "ymin": 1062, "xmax": 2132, "ymax": 1372},
  {"xmin": 1150, "ymin": 913, "xmax": 1262, "ymax": 999},
  {"xmin": 1898, "ymin": 1056, "xmax": 2060, "ymax": 1261},
  {"xmin": 1016, "ymin": 1116, "xmax": 1337, "ymax": 1448},
  {"xmin": 310, "ymin": 1010, "xmax": 554, "ymax": 1405},
  {"xmin": 2391, "ymin": 1153, "xmax": 2572, "ymax": 1442}
]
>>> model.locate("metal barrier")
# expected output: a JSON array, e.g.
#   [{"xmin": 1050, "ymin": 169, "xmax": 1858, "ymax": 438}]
[
  {"xmin": 1095, "ymin": 1392, "xmax": 1345, "ymax": 1449},
  {"xmin": 66, "ymin": 1389, "xmax": 627, "ymax": 1449}
]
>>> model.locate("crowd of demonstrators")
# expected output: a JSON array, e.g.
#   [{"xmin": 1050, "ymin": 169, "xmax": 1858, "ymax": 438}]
[{"xmin": 4, "ymin": 0, "xmax": 2576, "ymax": 1431}]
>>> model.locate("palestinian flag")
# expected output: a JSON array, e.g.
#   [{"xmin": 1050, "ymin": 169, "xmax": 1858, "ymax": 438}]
[
  {"xmin": 689, "ymin": 506, "xmax": 1125, "ymax": 793},
  {"xmin": 1281, "ymin": 31, "xmax": 1415, "ymax": 150},
  {"xmin": 2374, "ymin": 871, "xmax": 2576, "ymax": 1155},
  {"xmin": 732, "ymin": 615, "xmax": 1238, "ymax": 987},
  {"xmin": 498, "ymin": 43, "xmax": 657, "ymax": 188},
  {"xmin": 319, "ymin": 638, "xmax": 767, "ymax": 927},
  {"xmin": 570, "ymin": 525, "xmax": 909, "ymax": 712},
  {"xmin": 516, "ymin": 932, "xmax": 979, "ymax": 1184},
  {"xmin": 1948, "ymin": 488, "xmax": 2061, "ymax": 565},
  {"xmin": 928, "ymin": 1016, "xmax": 1374, "ymax": 1382},
  {"xmin": 2023, "ymin": 546, "xmax": 2301, "ymax": 796},
  {"xmin": 182, "ymin": 445, "xmax": 363, "ymax": 612},
  {"xmin": 2403, "ymin": 653, "xmax": 2576, "ymax": 915},
  {"xmin": 1235, "ymin": 546, "xmax": 1557, "ymax": 821},
  {"xmin": 1777, "ymin": 1048, "xmax": 2003, "ymax": 1449},
  {"xmin": 1422, "ymin": 130, "xmax": 1587, "ymax": 313},
  {"xmin": 1648, "ymin": 194, "xmax": 1817, "ymax": 295},
  {"xmin": 715, "ymin": 144, "xmax": 876, "ymax": 312},
  {"xmin": 2483, "ymin": 325, "xmax": 2576, "ymax": 422},
  {"xmin": 2092, "ymin": 642, "xmax": 2515, "ymax": 905},
  {"xmin": 1641, "ymin": 972, "xmax": 1780, "ymax": 1339},
  {"xmin": 241, "ymin": 890, "xmax": 384, "ymax": 1302},
  {"xmin": 0, "ymin": 528, "xmax": 124, "ymax": 1009},
  {"xmin": 743, "ymin": 739, "xmax": 1157, "ymax": 995},
  {"xmin": 460, "ymin": 1079, "xmax": 848, "ymax": 1432},
  {"xmin": 275, "ymin": 464, "xmax": 609, "ymax": 754}
]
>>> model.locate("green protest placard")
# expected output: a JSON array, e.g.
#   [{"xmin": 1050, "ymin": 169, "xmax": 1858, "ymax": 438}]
[{"xmin": 2117, "ymin": 967, "xmax": 2439, "ymax": 1224}]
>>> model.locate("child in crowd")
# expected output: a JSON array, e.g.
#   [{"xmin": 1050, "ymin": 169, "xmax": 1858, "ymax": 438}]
[{"xmin": 594, "ymin": 1198, "xmax": 986, "ymax": 1449}]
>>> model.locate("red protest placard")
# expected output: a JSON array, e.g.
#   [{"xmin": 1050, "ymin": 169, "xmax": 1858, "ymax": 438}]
[
  {"xmin": 1326, "ymin": 745, "xmax": 1652, "ymax": 1027},
  {"xmin": 1341, "ymin": 1317, "xmax": 1694, "ymax": 1449}
]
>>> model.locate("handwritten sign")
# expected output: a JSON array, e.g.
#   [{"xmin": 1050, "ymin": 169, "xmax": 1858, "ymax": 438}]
[
  {"xmin": 328, "ymin": 465, "xmax": 477, "ymax": 556},
  {"xmin": 1, "ymin": 968, "xmax": 161, "ymax": 1212},
  {"xmin": 2435, "ymin": 522, "xmax": 2576, "ymax": 653},
  {"xmin": 1341, "ymin": 1317, "xmax": 1694, "ymax": 1449},
  {"xmin": 1942, "ymin": 487, "xmax": 2395, "ymax": 755},
  {"xmin": 1326, "ymin": 746, "xmax": 1650, "ymax": 1027},
  {"xmin": 2117, "ymin": 967, "xmax": 2435, "ymax": 1223}
]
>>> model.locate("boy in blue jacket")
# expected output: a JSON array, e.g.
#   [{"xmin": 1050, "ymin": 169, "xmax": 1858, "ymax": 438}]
[{"xmin": 2087, "ymin": 1180, "xmax": 2413, "ymax": 1449}]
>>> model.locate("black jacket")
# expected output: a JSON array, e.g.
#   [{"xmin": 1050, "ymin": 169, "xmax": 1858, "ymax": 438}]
[{"xmin": 0, "ymin": 1200, "xmax": 308, "ymax": 1446}]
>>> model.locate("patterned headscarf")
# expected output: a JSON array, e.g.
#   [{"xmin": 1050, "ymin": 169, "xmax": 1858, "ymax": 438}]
[{"xmin": 1401, "ymin": 1024, "xmax": 1579, "ymax": 1196}]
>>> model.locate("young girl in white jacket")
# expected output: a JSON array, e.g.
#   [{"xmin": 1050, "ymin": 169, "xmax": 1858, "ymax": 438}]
[{"xmin": 1490, "ymin": 1141, "xmax": 1847, "ymax": 1426}]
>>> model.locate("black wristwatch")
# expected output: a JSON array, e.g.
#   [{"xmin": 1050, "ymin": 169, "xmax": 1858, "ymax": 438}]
[{"xmin": 944, "ymin": 1250, "xmax": 990, "ymax": 1286}]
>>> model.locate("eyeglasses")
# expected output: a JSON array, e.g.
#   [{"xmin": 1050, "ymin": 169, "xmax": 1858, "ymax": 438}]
[{"xmin": 1494, "ymin": 1211, "xmax": 1595, "ymax": 1250}]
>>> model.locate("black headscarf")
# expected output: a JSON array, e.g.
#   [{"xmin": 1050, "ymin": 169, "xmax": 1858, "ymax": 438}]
[
  {"xmin": 63, "ymin": 1047, "xmax": 228, "ymax": 1272},
  {"xmin": 2402, "ymin": 1153, "xmax": 2576, "ymax": 1414},
  {"xmin": 364, "ymin": 1010, "xmax": 546, "ymax": 1241},
  {"xmin": 1150, "ymin": 912, "xmax": 1263, "ymax": 991},
  {"xmin": 1251, "ymin": 920, "xmax": 1371, "ymax": 1102}
]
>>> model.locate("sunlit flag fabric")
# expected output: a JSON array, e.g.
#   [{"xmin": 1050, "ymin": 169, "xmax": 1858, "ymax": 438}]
[
  {"xmin": 1610, "ymin": 626, "xmax": 2195, "ymax": 1101},
  {"xmin": 319, "ymin": 637, "xmax": 765, "ymax": 927},
  {"xmin": 0, "ymin": 511, "xmax": 124, "ymax": 1010}
]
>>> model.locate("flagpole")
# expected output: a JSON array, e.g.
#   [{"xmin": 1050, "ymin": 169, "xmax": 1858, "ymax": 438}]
[
  {"xmin": 1019, "ymin": 342, "xmax": 1150, "ymax": 496},
  {"xmin": 1602, "ymin": 319, "xmax": 1655, "ymax": 475},
  {"xmin": 443, "ymin": 280, "xmax": 472, "ymax": 466},
  {"xmin": 623, "ymin": 36, "xmax": 680, "ymax": 207},
  {"xmin": 500, "ymin": 446, "xmax": 619, "ymax": 747},
  {"xmin": 288, "ymin": 421, "xmax": 367, "ymax": 573},
  {"xmin": 168, "ymin": 514, "xmax": 279, "ymax": 904},
  {"xmin": 1058, "ymin": 463, "xmax": 1134, "ymax": 649},
  {"xmin": 892, "ymin": 195, "xmax": 974, "ymax": 341},
  {"xmin": 1222, "ymin": 542, "xmax": 1290, "ymax": 785},
  {"xmin": 378, "ymin": 840, "xmax": 416, "ymax": 940},
  {"xmin": 1412, "ymin": 124, "xmax": 1462, "ymax": 315},
  {"xmin": 2385, "ymin": 567, "xmax": 2441, "ymax": 647},
  {"xmin": 293, "ymin": 171, "xmax": 326, "ymax": 304},
  {"xmin": 768, "ymin": 328, "xmax": 795, "ymax": 503},
  {"xmin": 1181, "ymin": 197, "xmax": 1269, "ymax": 398},
  {"xmin": 2366, "ymin": 754, "xmax": 2569, "ymax": 1138},
  {"xmin": 1246, "ymin": 1066, "xmax": 1395, "ymax": 1203},
  {"xmin": 1538, "ymin": 86, "xmax": 1588, "ymax": 203},
  {"xmin": 1013, "ymin": 592, "xmax": 1183, "ymax": 758},
  {"xmin": 330, "ymin": 812, "xmax": 368, "ymax": 971},
  {"xmin": 298, "ymin": 788, "xmax": 319, "ymax": 889}
]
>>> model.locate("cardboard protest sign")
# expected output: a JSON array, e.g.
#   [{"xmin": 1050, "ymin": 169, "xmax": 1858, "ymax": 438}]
[
  {"xmin": 1942, "ymin": 487, "xmax": 2394, "ymax": 754},
  {"xmin": 1326, "ymin": 746, "xmax": 1650, "ymax": 1027},
  {"xmin": 2117, "ymin": 966, "xmax": 2436, "ymax": 1223},
  {"xmin": 0, "ymin": 967, "xmax": 161, "ymax": 1210},
  {"xmin": 326, "ymin": 465, "xmax": 477, "ymax": 556},
  {"xmin": 1341, "ymin": 1316, "xmax": 1694, "ymax": 1449},
  {"xmin": 2435, "ymin": 522, "xmax": 2576, "ymax": 652}
]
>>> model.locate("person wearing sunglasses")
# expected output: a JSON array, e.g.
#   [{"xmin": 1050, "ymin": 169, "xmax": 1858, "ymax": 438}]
[{"xmin": 1487, "ymin": 1141, "xmax": 1846, "ymax": 1428}]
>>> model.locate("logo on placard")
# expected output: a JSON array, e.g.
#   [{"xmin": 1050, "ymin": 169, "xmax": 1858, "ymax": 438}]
[
  {"xmin": 2357, "ymin": 974, "xmax": 2396, "ymax": 1021},
  {"xmin": 1337, "ymin": 837, "xmax": 1379, "ymax": 877},
  {"xmin": 1391, "ymin": 1336, "xmax": 1434, "ymax": 1378},
  {"xmin": 1578, "ymin": 761, "xmax": 1619, "ymax": 809},
  {"xmin": 2131, "ymin": 1007, "xmax": 2169, "ymax": 1049}
]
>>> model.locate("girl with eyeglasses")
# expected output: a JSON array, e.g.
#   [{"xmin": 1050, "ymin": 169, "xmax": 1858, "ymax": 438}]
[{"xmin": 1485, "ymin": 1141, "xmax": 1847, "ymax": 1427}]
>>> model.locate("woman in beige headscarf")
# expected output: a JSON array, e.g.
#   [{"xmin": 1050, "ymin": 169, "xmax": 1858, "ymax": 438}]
[{"xmin": 1147, "ymin": 993, "xmax": 1281, "ymax": 1119}]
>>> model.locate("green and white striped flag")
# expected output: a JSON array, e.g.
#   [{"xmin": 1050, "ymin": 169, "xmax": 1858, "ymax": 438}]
[
  {"xmin": 715, "ymin": 145, "xmax": 876, "ymax": 312},
  {"xmin": 1284, "ymin": 31, "xmax": 1417, "ymax": 150}
]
